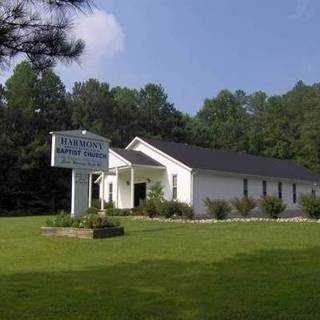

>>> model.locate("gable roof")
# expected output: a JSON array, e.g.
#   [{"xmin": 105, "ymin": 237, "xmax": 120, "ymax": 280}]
[
  {"xmin": 112, "ymin": 148, "xmax": 164, "ymax": 167},
  {"xmin": 140, "ymin": 137, "xmax": 320, "ymax": 182}
]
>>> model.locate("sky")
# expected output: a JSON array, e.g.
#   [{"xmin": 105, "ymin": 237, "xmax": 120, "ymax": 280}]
[{"xmin": 2, "ymin": 0, "xmax": 320, "ymax": 114}]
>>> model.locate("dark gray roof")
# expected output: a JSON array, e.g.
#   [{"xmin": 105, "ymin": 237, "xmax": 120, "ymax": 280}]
[
  {"xmin": 141, "ymin": 138, "xmax": 320, "ymax": 182},
  {"xmin": 112, "ymin": 148, "xmax": 164, "ymax": 167}
]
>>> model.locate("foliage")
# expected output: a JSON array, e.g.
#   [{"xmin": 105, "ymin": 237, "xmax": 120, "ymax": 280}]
[
  {"xmin": 147, "ymin": 182, "xmax": 164, "ymax": 200},
  {"xmin": 2, "ymin": 59, "xmax": 320, "ymax": 216},
  {"xmin": 159, "ymin": 200, "xmax": 194, "ymax": 219},
  {"xmin": 230, "ymin": 196, "xmax": 257, "ymax": 217},
  {"xmin": 85, "ymin": 207, "xmax": 99, "ymax": 215},
  {"xmin": 108, "ymin": 208, "xmax": 132, "ymax": 216},
  {"xmin": 45, "ymin": 211, "xmax": 73, "ymax": 227},
  {"xmin": 0, "ymin": 0, "xmax": 91, "ymax": 70},
  {"xmin": 298, "ymin": 194, "xmax": 320, "ymax": 219},
  {"xmin": 203, "ymin": 198, "xmax": 231, "ymax": 220},
  {"xmin": 258, "ymin": 195, "xmax": 286, "ymax": 219},
  {"xmin": 45, "ymin": 211, "xmax": 121, "ymax": 229},
  {"xmin": 91, "ymin": 199, "xmax": 101, "ymax": 209},
  {"xmin": 137, "ymin": 199, "xmax": 160, "ymax": 218}
]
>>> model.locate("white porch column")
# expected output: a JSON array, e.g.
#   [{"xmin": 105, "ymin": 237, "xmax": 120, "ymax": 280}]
[
  {"xmin": 116, "ymin": 167, "xmax": 119, "ymax": 208},
  {"xmin": 101, "ymin": 172, "xmax": 105, "ymax": 211},
  {"xmin": 88, "ymin": 173, "xmax": 92, "ymax": 208},
  {"xmin": 130, "ymin": 166, "xmax": 134, "ymax": 208}
]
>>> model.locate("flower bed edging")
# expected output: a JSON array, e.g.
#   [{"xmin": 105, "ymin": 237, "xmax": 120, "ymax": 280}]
[
  {"xmin": 133, "ymin": 216, "xmax": 320, "ymax": 224},
  {"xmin": 41, "ymin": 226, "xmax": 124, "ymax": 239}
]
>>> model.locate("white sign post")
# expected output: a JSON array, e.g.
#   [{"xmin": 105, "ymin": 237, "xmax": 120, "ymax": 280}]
[{"xmin": 50, "ymin": 130, "xmax": 109, "ymax": 217}]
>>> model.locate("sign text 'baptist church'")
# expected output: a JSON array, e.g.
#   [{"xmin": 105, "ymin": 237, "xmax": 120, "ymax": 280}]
[{"xmin": 51, "ymin": 130, "xmax": 109, "ymax": 171}]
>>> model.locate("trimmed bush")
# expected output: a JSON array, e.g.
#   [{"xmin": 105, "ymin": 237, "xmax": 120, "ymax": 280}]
[
  {"xmin": 159, "ymin": 200, "xmax": 194, "ymax": 219},
  {"xmin": 203, "ymin": 198, "xmax": 231, "ymax": 220},
  {"xmin": 85, "ymin": 207, "xmax": 99, "ymax": 215},
  {"xmin": 259, "ymin": 195, "xmax": 286, "ymax": 219},
  {"xmin": 138, "ymin": 199, "xmax": 160, "ymax": 218},
  {"xmin": 299, "ymin": 194, "xmax": 320, "ymax": 219},
  {"xmin": 230, "ymin": 196, "xmax": 257, "ymax": 217},
  {"xmin": 109, "ymin": 208, "xmax": 132, "ymax": 216},
  {"xmin": 104, "ymin": 202, "xmax": 115, "ymax": 215},
  {"xmin": 91, "ymin": 199, "xmax": 101, "ymax": 209}
]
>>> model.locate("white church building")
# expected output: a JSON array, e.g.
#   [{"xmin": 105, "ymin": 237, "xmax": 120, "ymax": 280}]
[{"xmin": 97, "ymin": 137, "xmax": 320, "ymax": 217}]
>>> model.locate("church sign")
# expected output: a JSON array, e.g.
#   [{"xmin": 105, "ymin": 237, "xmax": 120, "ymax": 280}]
[
  {"xmin": 50, "ymin": 130, "xmax": 109, "ymax": 217},
  {"xmin": 51, "ymin": 130, "xmax": 108, "ymax": 171}
]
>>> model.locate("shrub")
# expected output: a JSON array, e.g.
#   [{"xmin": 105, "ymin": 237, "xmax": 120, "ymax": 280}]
[
  {"xmin": 91, "ymin": 198, "xmax": 101, "ymax": 209},
  {"xmin": 299, "ymin": 194, "xmax": 320, "ymax": 219},
  {"xmin": 203, "ymin": 198, "xmax": 231, "ymax": 220},
  {"xmin": 45, "ymin": 211, "xmax": 73, "ymax": 227},
  {"xmin": 109, "ymin": 208, "xmax": 132, "ymax": 216},
  {"xmin": 259, "ymin": 195, "xmax": 286, "ymax": 219},
  {"xmin": 103, "ymin": 216, "xmax": 121, "ymax": 228},
  {"xmin": 159, "ymin": 200, "xmax": 194, "ymax": 219},
  {"xmin": 138, "ymin": 199, "xmax": 160, "ymax": 218},
  {"xmin": 148, "ymin": 182, "xmax": 164, "ymax": 200},
  {"xmin": 85, "ymin": 207, "xmax": 99, "ymax": 215},
  {"xmin": 230, "ymin": 196, "xmax": 257, "ymax": 217},
  {"xmin": 45, "ymin": 211, "xmax": 122, "ymax": 229},
  {"xmin": 104, "ymin": 202, "xmax": 115, "ymax": 215}
]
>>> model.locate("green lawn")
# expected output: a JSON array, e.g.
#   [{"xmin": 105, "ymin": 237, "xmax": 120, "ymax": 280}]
[{"xmin": 1, "ymin": 216, "xmax": 320, "ymax": 320}]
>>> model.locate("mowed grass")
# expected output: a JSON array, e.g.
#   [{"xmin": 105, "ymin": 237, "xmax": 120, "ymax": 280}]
[{"xmin": 0, "ymin": 217, "xmax": 320, "ymax": 320}]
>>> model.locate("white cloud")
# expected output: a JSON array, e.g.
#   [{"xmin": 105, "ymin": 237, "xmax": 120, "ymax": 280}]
[
  {"xmin": 73, "ymin": 9, "xmax": 125, "ymax": 66},
  {"xmin": 289, "ymin": 0, "xmax": 312, "ymax": 20}
]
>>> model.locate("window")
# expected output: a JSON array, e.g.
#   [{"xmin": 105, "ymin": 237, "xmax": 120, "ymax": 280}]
[
  {"xmin": 172, "ymin": 174, "xmax": 177, "ymax": 200},
  {"xmin": 262, "ymin": 180, "xmax": 267, "ymax": 197},
  {"xmin": 108, "ymin": 183, "xmax": 113, "ymax": 203},
  {"xmin": 243, "ymin": 178, "xmax": 248, "ymax": 197},
  {"xmin": 292, "ymin": 183, "xmax": 296, "ymax": 203},
  {"xmin": 278, "ymin": 182, "xmax": 282, "ymax": 199}
]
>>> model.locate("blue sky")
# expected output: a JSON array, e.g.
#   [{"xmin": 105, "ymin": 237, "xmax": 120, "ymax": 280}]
[{"xmin": 3, "ymin": 0, "xmax": 320, "ymax": 114}]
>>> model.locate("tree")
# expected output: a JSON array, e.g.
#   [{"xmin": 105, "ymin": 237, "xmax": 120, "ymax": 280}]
[
  {"xmin": 1, "ymin": 60, "xmax": 72, "ymax": 213},
  {"xmin": 0, "ymin": 0, "xmax": 92, "ymax": 70},
  {"xmin": 193, "ymin": 90, "xmax": 250, "ymax": 150},
  {"xmin": 138, "ymin": 83, "xmax": 189, "ymax": 142}
]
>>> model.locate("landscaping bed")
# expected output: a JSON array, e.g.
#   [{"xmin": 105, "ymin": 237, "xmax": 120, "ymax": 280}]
[
  {"xmin": 133, "ymin": 215, "xmax": 320, "ymax": 224},
  {"xmin": 42, "ymin": 209, "xmax": 124, "ymax": 239},
  {"xmin": 41, "ymin": 226, "xmax": 124, "ymax": 239}
]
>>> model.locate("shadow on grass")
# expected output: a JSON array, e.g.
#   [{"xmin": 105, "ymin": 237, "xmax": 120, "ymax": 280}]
[{"xmin": 1, "ymin": 247, "xmax": 320, "ymax": 320}]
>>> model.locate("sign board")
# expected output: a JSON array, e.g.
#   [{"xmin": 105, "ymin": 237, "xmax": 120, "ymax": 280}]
[
  {"xmin": 51, "ymin": 130, "xmax": 109, "ymax": 171},
  {"xmin": 50, "ymin": 130, "xmax": 110, "ymax": 216}
]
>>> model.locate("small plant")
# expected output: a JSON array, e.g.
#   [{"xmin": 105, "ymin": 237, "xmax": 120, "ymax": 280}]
[
  {"xmin": 104, "ymin": 202, "xmax": 115, "ymax": 215},
  {"xmin": 259, "ymin": 195, "xmax": 286, "ymax": 219},
  {"xmin": 148, "ymin": 182, "xmax": 164, "ymax": 201},
  {"xmin": 91, "ymin": 199, "xmax": 101, "ymax": 209},
  {"xmin": 85, "ymin": 207, "xmax": 99, "ymax": 215},
  {"xmin": 109, "ymin": 208, "xmax": 132, "ymax": 216},
  {"xmin": 299, "ymin": 194, "xmax": 320, "ymax": 219},
  {"xmin": 230, "ymin": 196, "xmax": 257, "ymax": 217},
  {"xmin": 203, "ymin": 198, "xmax": 231, "ymax": 220},
  {"xmin": 159, "ymin": 200, "xmax": 194, "ymax": 219},
  {"xmin": 45, "ymin": 211, "xmax": 73, "ymax": 227},
  {"xmin": 138, "ymin": 199, "xmax": 160, "ymax": 218}
]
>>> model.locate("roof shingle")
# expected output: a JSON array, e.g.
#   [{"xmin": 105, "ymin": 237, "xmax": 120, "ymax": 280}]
[
  {"xmin": 112, "ymin": 148, "xmax": 164, "ymax": 167},
  {"xmin": 141, "ymin": 138, "xmax": 320, "ymax": 182}
]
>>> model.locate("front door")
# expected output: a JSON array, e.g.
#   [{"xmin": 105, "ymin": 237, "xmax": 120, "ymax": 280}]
[{"xmin": 134, "ymin": 183, "xmax": 147, "ymax": 207}]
